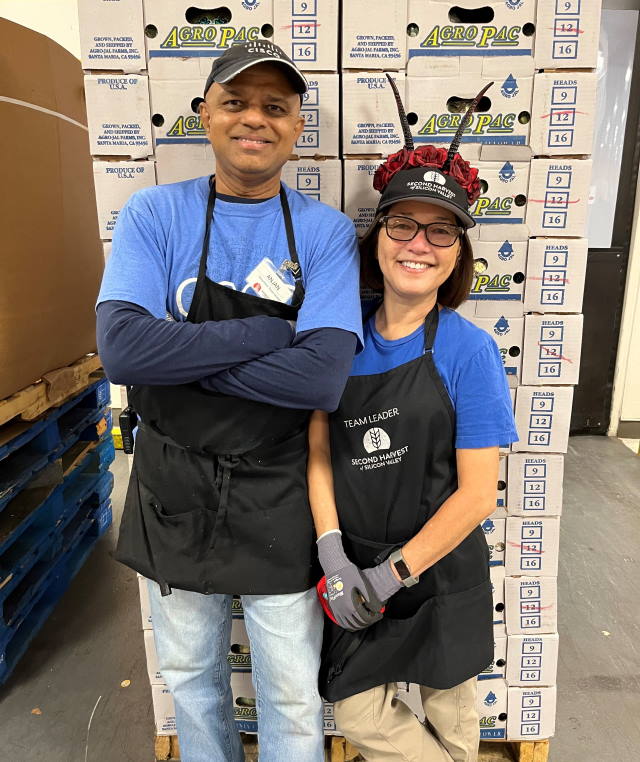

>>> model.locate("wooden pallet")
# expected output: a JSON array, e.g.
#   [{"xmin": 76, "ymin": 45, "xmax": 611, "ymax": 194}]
[
  {"xmin": 155, "ymin": 734, "xmax": 549, "ymax": 762},
  {"xmin": 0, "ymin": 355, "xmax": 102, "ymax": 427}
]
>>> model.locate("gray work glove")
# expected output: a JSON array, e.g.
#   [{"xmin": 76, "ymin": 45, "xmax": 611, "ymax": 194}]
[
  {"xmin": 362, "ymin": 560, "xmax": 404, "ymax": 604},
  {"xmin": 317, "ymin": 531, "xmax": 385, "ymax": 631}
]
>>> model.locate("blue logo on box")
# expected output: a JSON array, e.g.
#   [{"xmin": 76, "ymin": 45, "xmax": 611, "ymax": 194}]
[
  {"xmin": 498, "ymin": 241, "xmax": 514, "ymax": 261},
  {"xmin": 484, "ymin": 691, "xmax": 498, "ymax": 707},
  {"xmin": 493, "ymin": 316, "xmax": 511, "ymax": 336},
  {"xmin": 501, "ymin": 74, "xmax": 519, "ymax": 98},
  {"xmin": 499, "ymin": 162, "xmax": 516, "ymax": 183}
]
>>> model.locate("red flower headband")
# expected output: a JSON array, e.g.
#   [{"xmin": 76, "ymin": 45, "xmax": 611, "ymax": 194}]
[{"xmin": 372, "ymin": 77, "xmax": 491, "ymax": 206}]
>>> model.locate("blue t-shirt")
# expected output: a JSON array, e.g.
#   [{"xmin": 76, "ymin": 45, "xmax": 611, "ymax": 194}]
[
  {"xmin": 98, "ymin": 176, "xmax": 363, "ymax": 343},
  {"xmin": 352, "ymin": 306, "xmax": 518, "ymax": 449}
]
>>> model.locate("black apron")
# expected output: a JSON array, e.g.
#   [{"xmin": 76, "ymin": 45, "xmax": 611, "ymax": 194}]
[
  {"xmin": 115, "ymin": 180, "xmax": 318, "ymax": 596},
  {"xmin": 320, "ymin": 305, "xmax": 493, "ymax": 702}
]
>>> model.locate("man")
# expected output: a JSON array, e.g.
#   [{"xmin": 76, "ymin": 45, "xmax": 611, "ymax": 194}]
[{"xmin": 97, "ymin": 41, "xmax": 362, "ymax": 762}]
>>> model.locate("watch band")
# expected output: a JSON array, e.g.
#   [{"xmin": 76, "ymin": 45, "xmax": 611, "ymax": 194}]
[{"xmin": 389, "ymin": 549, "xmax": 419, "ymax": 587}]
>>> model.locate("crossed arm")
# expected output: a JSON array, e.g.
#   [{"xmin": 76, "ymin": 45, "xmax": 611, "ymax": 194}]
[{"xmin": 97, "ymin": 300, "xmax": 357, "ymax": 411}]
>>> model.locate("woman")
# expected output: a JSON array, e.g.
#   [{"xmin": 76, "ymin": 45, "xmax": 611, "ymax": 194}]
[{"xmin": 307, "ymin": 81, "xmax": 518, "ymax": 762}]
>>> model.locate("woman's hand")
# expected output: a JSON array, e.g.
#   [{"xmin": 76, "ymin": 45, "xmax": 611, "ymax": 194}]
[
  {"xmin": 318, "ymin": 532, "xmax": 385, "ymax": 631},
  {"xmin": 362, "ymin": 559, "xmax": 404, "ymax": 603}
]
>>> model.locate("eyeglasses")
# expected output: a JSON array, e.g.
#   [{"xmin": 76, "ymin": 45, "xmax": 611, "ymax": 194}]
[{"xmin": 381, "ymin": 216, "xmax": 464, "ymax": 247}]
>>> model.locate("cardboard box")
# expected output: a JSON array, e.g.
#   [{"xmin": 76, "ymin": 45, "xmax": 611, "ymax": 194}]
[
  {"xmin": 93, "ymin": 160, "xmax": 157, "ymax": 239},
  {"xmin": 281, "ymin": 159, "xmax": 342, "ymax": 210},
  {"xmin": 524, "ymin": 238, "xmax": 587, "ymax": 314},
  {"xmin": 471, "ymin": 161, "xmax": 530, "ymax": 229},
  {"xmin": 0, "ymin": 19, "xmax": 104, "ymax": 400},
  {"xmin": 521, "ymin": 314, "xmax": 584, "ymax": 386},
  {"xmin": 142, "ymin": 0, "xmax": 274, "ymax": 79},
  {"xmin": 505, "ymin": 517, "xmax": 560, "ymax": 577},
  {"xmin": 232, "ymin": 596, "xmax": 244, "ymax": 618},
  {"xmin": 482, "ymin": 517, "xmax": 505, "ymax": 567},
  {"xmin": 149, "ymin": 78, "xmax": 207, "ymax": 148},
  {"xmin": 152, "ymin": 685, "xmax": 176, "ymax": 735},
  {"xmin": 407, "ymin": 67, "xmax": 533, "ymax": 149},
  {"xmin": 78, "ymin": 0, "xmax": 145, "ymax": 72},
  {"xmin": 344, "ymin": 158, "xmax": 380, "ymax": 233},
  {"xmin": 477, "ymin": 678, "xmax": 508, "ymax": 740},
  {"xmin": 530, "ymin": 72, "xmax": 597, "ymax": 157},
  {"xmin": 342, "ymin": 0, "xmax": 408, "ymax": 70},
  {"xmin": 155, "ymin": 144, "xmax": 214, "ymax": 185},
  {"xmin": 144, "ymin": 629, "xmax": 164, "ymax": 684},
  {"xmin": 507, "ymin": 687, "xmax": 557, "ymax": 740},
  {"xmin": 323, "ymin": 701, "xmax": 340, "ymax": 735},
  {"xmin": 535, "ymin": 0, "xmax": 602, "ymax": 70},
  {"xmin": 228, "ymin": 617, "xmax": 251, "ymax": 672},
  {"xmin": 232, "ymin": 671, "xmax": 258, "ymax": 733},
  {"xmin": 491, "ymin": 565, "xmax": 505, "ymax": 628},
  {"xmin": 505, "ymin": 576, "xmax": 557, "ymax": 635},
  {"xmin": 457, "ymin": 300, "xmax": 476, "ymax": 320},
  {"xmin": 478, "ymin": 632, "xmax": 507, "ymax": 681},
  {"xmin": 84, "ymin": 74, "xmax": 153, "ymax": 159},
  {"xmin": 507, "ymin": 453, "xmax": 564, "ymax": 517},
  {"xmin": 407, "ymin": 0, "xmax": 536, "ymax": 71},
  {"xmin": 468, "ymin": 239, "xmax": 527, "ymax": 318},
  {"xmin": 493, "ymin": 454, "xmax": 508, "ymax": 518},
  {"xmin": 506, "ymin": 634, "xmax": 559, "ymax": 688},
  {"xmin": 471, "ymin": 316, "xmax": 523, "ymax": 388},
  {"xmin": 138, "ymin": 574, "xmax": 152, "ymax": 629},
  {"xmin": 526, "ymin": 159, "xmax": 592, "ymax": 238},
  {"xmin": 273, "ymin": 0, "xmax": 339, "ymax": 72},
  {"xmin": 296, "ymin": 74, "xmax": 340, "ymax": 157},
  {"xmin": 342, "ymin": 72, "xmax": 405, "ymax": 155},
  {"xmin": 512, "ymin": 386, "xmax": 573, "ymax": 454}
]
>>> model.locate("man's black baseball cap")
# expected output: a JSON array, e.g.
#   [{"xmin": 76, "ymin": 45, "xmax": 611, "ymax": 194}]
[{"xmin": 204, "ymin": 40, "xmax": 308, "ymax": 97}]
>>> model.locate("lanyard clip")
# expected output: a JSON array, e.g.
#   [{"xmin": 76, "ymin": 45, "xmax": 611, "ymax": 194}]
[{"xmin": 280, "ymin": 259, "xmax": 301, "ymax": 278}]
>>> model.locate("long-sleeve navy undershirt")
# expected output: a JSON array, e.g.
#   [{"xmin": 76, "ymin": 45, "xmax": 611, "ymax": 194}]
[{"xmin": 97, "ymin": 300, "xmax": 356, "ymax": 411}]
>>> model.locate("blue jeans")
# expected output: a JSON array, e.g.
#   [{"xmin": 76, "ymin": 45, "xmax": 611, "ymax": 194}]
[{"xmin": 148, "ymin": 582, "xmax": 324, "ymax": 762}]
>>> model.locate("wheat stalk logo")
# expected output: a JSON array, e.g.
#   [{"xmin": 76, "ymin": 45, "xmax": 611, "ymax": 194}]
[{"xmin": 363, "ymin": 426, "xmax": 391, "ymax": 454}]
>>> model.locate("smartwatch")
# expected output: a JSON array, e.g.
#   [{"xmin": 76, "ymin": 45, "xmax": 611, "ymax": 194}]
[{"xmin": 389, "ymin": 549, "xmax": 419, "ymax": 587}]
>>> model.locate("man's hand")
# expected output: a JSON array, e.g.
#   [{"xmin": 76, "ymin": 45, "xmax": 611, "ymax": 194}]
[{"xmin": 317, "ymin": 531, "xmax": 384, "ymax": 631}]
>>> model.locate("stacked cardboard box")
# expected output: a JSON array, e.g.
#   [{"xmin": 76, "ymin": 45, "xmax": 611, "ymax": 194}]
[{"xmin": 79, "ymin": 0, "xmax": 602, "ymax": 746}]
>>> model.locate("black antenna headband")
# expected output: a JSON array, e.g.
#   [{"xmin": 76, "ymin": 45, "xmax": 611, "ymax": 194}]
[{"xmin": 385, "ymin": 74, "xmax": 493, "ymax": 172}]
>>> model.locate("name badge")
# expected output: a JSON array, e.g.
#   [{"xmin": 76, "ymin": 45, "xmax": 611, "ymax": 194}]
[{"xmin": 245, "ymin": 258, "xmax": 295, "ymax": 303}]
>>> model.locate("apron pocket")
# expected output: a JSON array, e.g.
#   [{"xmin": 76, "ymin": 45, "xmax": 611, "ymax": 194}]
[
  {"xmin": 116, "ymin": 468, "xmax": 216, "ymax": 593},
  {"xmin": 321, "ymin": 579, "xmax": 494, "ymax": 701}
]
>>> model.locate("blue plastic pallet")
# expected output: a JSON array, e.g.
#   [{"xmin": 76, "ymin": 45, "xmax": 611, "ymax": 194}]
[
  {"xmin": 94, "ymin": 498, "xmax": 113, "ymax": 537},
  {"xmin": 0, "ymin": 378, "xmax": 111, "ymax": 513},
  {"xmin": 0, "ymin": 470, "xmax": 113, "ymax": 644},
  {"xmin": 0, "ymin": 460, "xmax": 114, "ymax": 635},
  {"xmin": 0, "ymin": 506, "xmax": 104, "ymax": 685}
]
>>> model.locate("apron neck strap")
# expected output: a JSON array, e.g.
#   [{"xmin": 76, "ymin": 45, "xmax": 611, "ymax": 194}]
[
  {"xmin": 197, "ymin": 177, "xmax": 303, "ymax": 291},
  {"xmin": 423, "ymin": 304, "xmax": 439, "ymax": 352}
]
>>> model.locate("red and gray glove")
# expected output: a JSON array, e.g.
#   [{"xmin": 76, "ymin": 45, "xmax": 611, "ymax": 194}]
[{"xmin": 317, "ymin": 531, "xmax": 385, "ymax": 631}]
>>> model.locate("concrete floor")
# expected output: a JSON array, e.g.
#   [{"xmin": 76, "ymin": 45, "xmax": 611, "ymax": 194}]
[{"xmin": 0, "ymin": 436, "xmax": 638, "ymax": 761}]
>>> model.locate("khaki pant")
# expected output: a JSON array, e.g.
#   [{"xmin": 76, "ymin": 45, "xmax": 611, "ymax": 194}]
[{"xmin": 333, "ymin": 678, "xmax": 479, "ymax": 762}]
